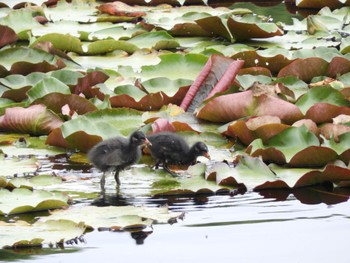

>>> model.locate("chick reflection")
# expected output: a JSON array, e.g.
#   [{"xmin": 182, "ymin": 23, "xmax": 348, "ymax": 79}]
[{"xmin": 130, "ymin": 230, "xmax": 153, "ymax": 245}]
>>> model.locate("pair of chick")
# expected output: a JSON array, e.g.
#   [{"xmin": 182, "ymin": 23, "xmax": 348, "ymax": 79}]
[{"xmin": 88, "ymin": 131, "xmax": 210, "ymax": 188}]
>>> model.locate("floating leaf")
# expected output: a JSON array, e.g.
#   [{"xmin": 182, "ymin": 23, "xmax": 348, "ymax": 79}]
[
  {"xmin": 277, "ymin": 58, "xmax": 329, "ymax": 83},
  {"xmin": 0, "ymin": 188, "xmax": 69, "ymax": 215},
  {"xmin": 296, "ymin": 86, "xmax": 350, "ymax": 123},
  {"xmin": 223, "ymin": 116, "xmax": 290, "ymax": 145},
  {"xmin": 207, "ymin": 156, "xmax": 278, "ymax": 190},
  {"xmin": 128, "ymin": 31, "xmax": 179, "ymax": 50},
  {"xmin": 0, "ymin": 104, "xmax": 63, "ymax": 135},
  {"xmin": 0, "ymin": 155, "xmax": 40, "ymax": 177},
  {"xmin": 196, "ymin": 90, "xmax": 304, "ymax": 124},
  {"xmin": 247, "ymin": 126, "xmax": 339, "ymax": 166},
  {"xmin": 41, "ymin": 205, "xmax": 183, "ymax": 230},
  {"xmin": 97, "ymin": 2, "xmax": 147, "ymax": 17},
  {"xmin": 0, "ymin": 47, "xmax": 64, "ymax": 77},
  {"xmin": 46, "ymin": 108, "xmax": 144, "ymax": 152},
  {"xmin": 227, "ymin": 14, "xmax": 283, "ymax": 41},
  {"xmin": 7, "ymin": 175, "xmax": 63, "ymax": 190},
  {"xmin": 0, "ymin": 25, "xmax": 17, "ymax": 48},
  {"xmin": 140, "ymin": 53, "xmax": 208, "ymax": 81},
  {"xmin": 180, "ymin": 54, "xmax": 244, "ymax": 112},
  {"xmin": 26, "ymin": 77, "xmax": 71, "ymax": 104},
  {"xmin": 111, "ymin": 78, "xmax": 191, "ymax": 110},
  {"xmin": 0, "ymin": 220, "xmax": 86, "ymax": 249},
  {"xmin": 232, "ymin": 49, "xmax": 295, "ymax": 74}
]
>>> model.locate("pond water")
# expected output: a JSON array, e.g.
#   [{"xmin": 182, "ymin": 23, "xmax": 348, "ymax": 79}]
[
  {"xmin": 1, "ymin": 153, "xmax": 350, "ymax": 263},
  {"xmin": 1, "ymin": 1, "xmax": 350, "ymax": 262}
]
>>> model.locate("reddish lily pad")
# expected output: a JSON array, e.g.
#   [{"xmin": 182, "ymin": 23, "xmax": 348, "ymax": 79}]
[
  {"xmin": 277, "ymin": 57, "xmax": 329, "ymax": 83},
  {"xmin": 319, "ymin": 123, "xmax": 350, "ymax": 141},
  {"xmin": 289, "ymin": 146, "xmax": 338, "ymax": 167},
  {"xmin": 227, "ymin": 14, "xmax": 283, "ymax": 41},
  {"xmin": 32, "ymin": 93, "xmax": 98, "ymax": 115},
  {"xmin": 223, "ymin": 116, "xmax": 290, "ymax": 145},
  {"xmin": 195, "ymin": 16, "xmax": 233, "ymax": 40},
  {"xmin": 246, "ymin": 126, "xmax": 344, "ymax": 167},
  {"xmin": 0, "ymin": 47, "xmax": 65, "ymax": 77},
  {"xmin": 305, "ymin": 103, "xmax": 350, "ymax": 124},
  {"xmin": 180, "ymin": 54, "xmax": 244, "ymax": 112},
  {"xmin": 326, "ymin": 57, "xmax": 350, "ymax": 78},
  {"xmin": 96, "ymin": 2, "xmax": 147, "ymax": 17},
  {"xmin": 0, "ymin": 25, "xmax": 18, "ymax": 48},
  {"xmin": 294, "ymin": 164, "xmax": 350, "ymax": 188},
  {"xmin": 296, "ymin": 0, "xmax": 345, "ymax": 9},
  {"xmin": 232, "ymin": 50, "xmax": 294, "ymax": 74},
  {"xmin": 110, "ymin": 86, "xmax": 189, "ymax": 111},
  {"xmin": 196, "ymin": 90, "xmax": 304, "ymax": 124},
  {"xmin": 73, "ymin": 71, "xmax": 109, "ymax": 99},
  {"xmin": 0, "ymin": 104, "xmax": 63, "ymax": 135},
  {"xmin": 296, "ymin": 86, "xmax": 350, "ymax": 123}
]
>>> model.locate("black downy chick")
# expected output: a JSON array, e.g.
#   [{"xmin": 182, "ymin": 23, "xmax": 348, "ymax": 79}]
[
  {"xmin": 147, "ymin": 132, "xmax": 210, "ymax": 175},
  {"xmin": 88, "ymin": 131, "xmax": 151, "ymax": 190}
]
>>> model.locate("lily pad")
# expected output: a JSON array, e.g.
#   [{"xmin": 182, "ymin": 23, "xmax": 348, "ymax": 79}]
[
  {"xmin": 227, "ymin": 14, "xmax": 283, "ymax": 41},
  {"xmin": 140, "ymin": 53, "xmax": 208, "ymax": 81},
  {"xmin": 0, "ymin": 219, "xmax": 86, "ymax": 249},
  {"xmin": 0, "ymin": 25, "xmax": 17, "ymax": 48},
  {"xmin": 0, "ymin": 155, "xmax": 40, "ymax": 177},
  {"xmin": 180, "ymin": 54, "xmax": 244, "ymax": 112},
  {"xmin": 296, "ymin": 86, "xmax": 350, "ymax": 123},
  {"xmin": 277, "ymin": 58, "xmax": 329, "ymax": 83},
  {"xmin": 246, "ymin": 126, "xmax": 339, "ymax": 166},
  {"xmin": 46, "ymin": 108, "xmax": 144, "ymax": 152},
  {"xmin": 0, "ymin": 104, "xmax": 63, "ymax": 135},
  {"xmin": 41, "ymin": 205, "xmax": 183, "ymax": 230},
  {"xmin": 207, "ymin": 155, "xmax": 278, "ymax": 190},
  {"xmin": 0, "ymin": 188, "xmax": 69, "ymax": 215},
  {"xmin": 222, "ymin": 116, "xmax": 290, "ymax": 145},
  {"xmin": 7, "ymin": 175, "xmax": 63, "ymax": 190},
  {"xmin": 0, "ymin": 47, "xmax": 64, "ymax": 77},
  {"xmin": 196, "ymin": 90, "xmax": 304, "ymax": 124}
]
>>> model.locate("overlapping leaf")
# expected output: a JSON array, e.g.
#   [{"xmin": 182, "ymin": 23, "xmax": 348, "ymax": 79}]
[
  {"xmin": 46, "ymin": 108, "xmax": 144, "ymax": 152},
  {"xmin": 0, "ymin": 104, "xmax": 63, "ymax": 135},
  {"xmin": 0, "ymin": 188, "xmax": 69, "ymax": 215}
]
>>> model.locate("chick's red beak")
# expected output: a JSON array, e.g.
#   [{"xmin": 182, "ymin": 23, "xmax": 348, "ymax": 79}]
[
  {"xmin": 144, "ymin": 138, "xmax": 152, "ymax": 146},
  {"xmin": 204, "ymin": 152, "xmax": 211, "ymax": 160}
]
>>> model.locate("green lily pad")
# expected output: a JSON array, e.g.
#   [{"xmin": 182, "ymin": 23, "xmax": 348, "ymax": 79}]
[
  {"xmin": 41, "ymin": 205, "xmax": 183, "ymax": 230},
  {"xmin": 0, "ymin": 188, "xmax": 69, "ymax": 215},
  {"xmin": 0, "ymin": 47, "xmax": 64, "ymax": 74},
  {"xmin": 0, "ymin": 155, "xmax": 39, "ymax": 177},
  {"xmin": 127, "ymin": 31, "xmax": 179, "ymax": 50},
  {"xmin": 0, "ymin": 219, "xmax": 86, "ymax": 249},
  {"xmin": 7, "ymin": 175, "xmax": 63, "ymax": 190},
  {"xmin": 26, "ymin": 77, "xmax": 71, "ymax": 105},
  {"xmin": 295, "ymin": 86, "xmax": 350, "ymax": 123},
  {"xmin": 140, "ymin": 53, "xmax": 208, "ymax": 81},
  {"xmin": 207, "ymin": 156, "xmax": 277, "ymax": 190},
  {"xmin": 247, "ymin": 126, "xmax": 339, "ymax": 166},
  {"xmin": 227, "ymin": 14, "xmax": 283, "ymax": 41},
  {"xmin": 46, "ymin": 108, "xmax": 144, "ymax": 152},
  {"xmin": 31, "ymin": 33, "xmax": 84, "ymax": 54},
  {"xmin": 0, "ymin": 9, "xmax": 43, "ymax": 40}
]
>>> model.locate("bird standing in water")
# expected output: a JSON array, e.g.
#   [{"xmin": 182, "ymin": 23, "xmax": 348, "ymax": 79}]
[
  {"xmin": 146, "ymin": 132, "xmax": 210, "ymax": 175},
  {"xmin": 88, "ymin": 131, "xmax": 151, "ymax": 190}
]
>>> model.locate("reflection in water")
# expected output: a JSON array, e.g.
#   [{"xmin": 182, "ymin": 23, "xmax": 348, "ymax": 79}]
[
  {"xmin": 256, "ymin": 185, "xmax": 350, "ymax": 205},
  {"xmin": 130, "ymin": 230, "xmax": 153, "ymax": 245}
]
